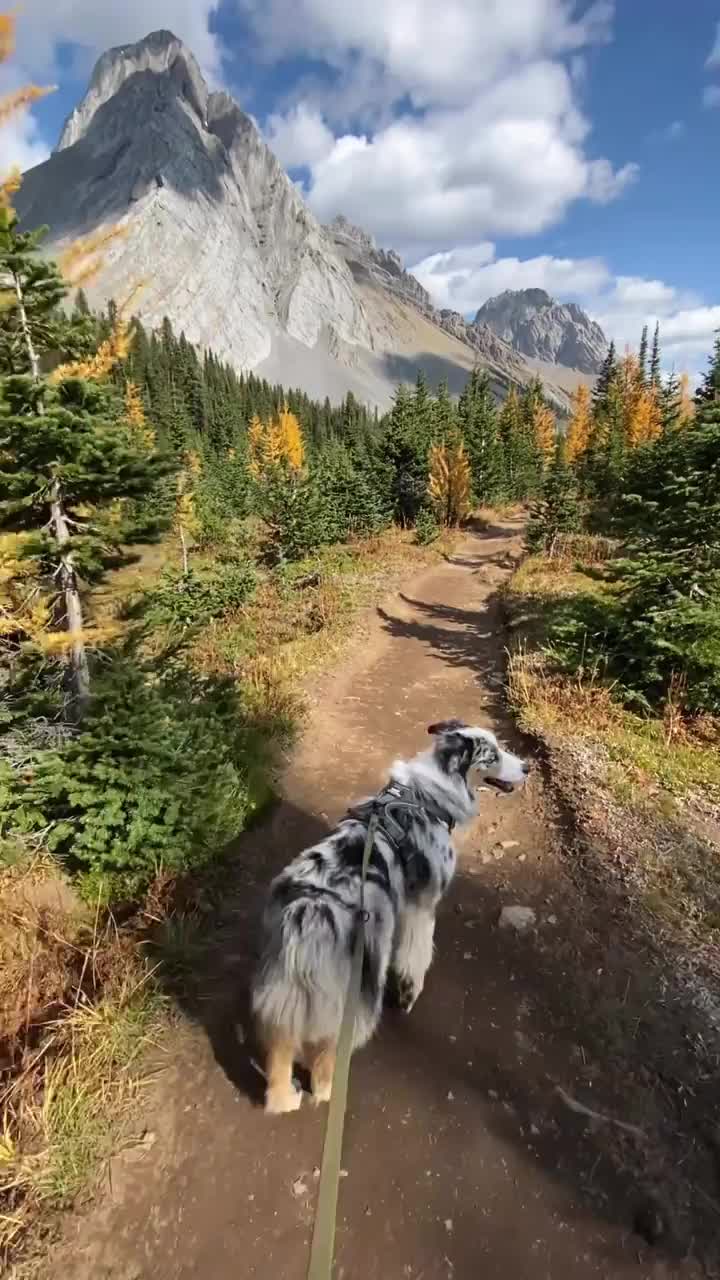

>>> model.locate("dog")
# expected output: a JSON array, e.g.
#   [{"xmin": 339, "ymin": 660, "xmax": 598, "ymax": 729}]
[{"xmin": 251, "ymin": 720, "xmax": 528, "ymax": 1114}]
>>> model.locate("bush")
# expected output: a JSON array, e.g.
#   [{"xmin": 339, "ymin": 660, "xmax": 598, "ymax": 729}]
[
  {"xmin": 141, "ymin": 564, "xmax": 256, "ymax": 628},
  {"xmin": 414, "ymin": 506, "xmax": 440, "ymax": 545},
  {"xmin": 526, "ymin": 445, "xmax": 581, "ymax": 553},
  {"xmin": 0, "ymin": 661, "xmax": 272, "ymax": 902}
]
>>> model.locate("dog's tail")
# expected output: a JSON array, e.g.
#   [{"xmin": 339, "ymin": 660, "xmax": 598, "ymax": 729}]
[{"xmin": 251, "ymin": 900, "xmax": 353, "ymax": 1047}]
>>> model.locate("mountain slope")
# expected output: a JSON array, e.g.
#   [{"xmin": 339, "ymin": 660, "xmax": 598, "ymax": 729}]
[
  {"xmin": 15, "ymin": 30, "xmax": 579, "ymax": 411},
  {"xmin": 475, "ymin": 288, "xmax": 607, "ymax": 375}
]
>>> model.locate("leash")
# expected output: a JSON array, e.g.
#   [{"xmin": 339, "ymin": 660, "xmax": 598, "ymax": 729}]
[{"xmin": 306, "ymin": 810, "xmax": 379, "ymax": 1280}]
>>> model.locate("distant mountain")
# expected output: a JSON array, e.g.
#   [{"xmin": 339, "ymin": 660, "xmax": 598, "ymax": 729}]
[
  {"xmin": 474, "ymin": 288, "xmax": 607, "ymax": 375},
  {"xmin": 15, "ymin": 30, "xmax": 579, "ymax": 410}
]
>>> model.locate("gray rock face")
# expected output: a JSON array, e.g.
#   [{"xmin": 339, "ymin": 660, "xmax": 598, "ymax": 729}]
[
  {"xmin": 475, "ymin": 289, "xmax": 607, "ymax": 375},
  {"xmin": 17, "ymin": 30, "xmax": 372, "ymax": 372},
  {"xmin": 327, "ymin": 216, "xmax": 435, "ymax": 316},
  {"xmin": 439, "ymin": 311, "xmax": 526, "ymax": 374}
]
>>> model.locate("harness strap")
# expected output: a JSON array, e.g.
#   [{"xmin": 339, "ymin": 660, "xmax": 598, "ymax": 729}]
[
  {"xmin": 306, "ymin": 810, "xmax": 379, "ymax": 1280},
  {"xmin": 347, "ymin": 782, "xmax": 454, "ymax": 852}
]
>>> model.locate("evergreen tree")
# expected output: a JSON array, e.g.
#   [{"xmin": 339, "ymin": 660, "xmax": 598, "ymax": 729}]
[
  {"xmin": 525, "ymin": 439, "xmax": 581, "ymax": 552},
  {"xmin": 649, "ymin": 323, "xmax": 661, "ymax": 389},
  {"xmin": 638, "ymin": 324, "xmax": 649, "ymax": 387},
  {"xmin": 381, "ymin": 384, "xmax": 429, "ymax": 525},
  {"xmin": 432, "ymin": 378, "xmax": 456, "ymax": 441},
  {"xmin": 0, "ymin": 209, "xmax": 170, "ymax": 715},
  {"xmin": 593, "ymin": 340, "xmax": 618, "ymax": 411},
  {"xmin": 458, "ymin": 368, "xmax": 501, "ymax": 503}
]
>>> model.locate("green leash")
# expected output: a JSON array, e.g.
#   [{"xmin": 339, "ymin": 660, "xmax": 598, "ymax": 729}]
[{"xmin": 306, "ymin": 811, "xmax": 378, "ymax": 1280}]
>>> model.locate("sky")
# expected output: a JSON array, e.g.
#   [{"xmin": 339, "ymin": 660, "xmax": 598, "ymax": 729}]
[{"xmin": 2, "ymin": 0, "xmax": 720, "ymax": 376}]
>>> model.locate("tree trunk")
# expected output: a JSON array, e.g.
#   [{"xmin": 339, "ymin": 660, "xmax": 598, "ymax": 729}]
[
  {"xmin": 50, "ymin": 480, "xmax": 91, "ymax": 718},
  {"xmin": 13, "ymin": 272, "xmax": 40, "ymax": 379},
  {"xmin": 14, "ymin": 269, "xmax": 91, "ymax": 717},
  {"xmin": 179, "ymin": 524, "xmax": 189, "ymax": 575}
]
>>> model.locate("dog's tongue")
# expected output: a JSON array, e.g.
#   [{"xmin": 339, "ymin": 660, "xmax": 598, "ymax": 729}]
[{"xmin": 483, "ymin": 777, "xmax": 514, "ymax": 794}]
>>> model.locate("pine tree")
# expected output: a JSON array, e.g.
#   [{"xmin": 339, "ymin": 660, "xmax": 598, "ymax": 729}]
[
  {"xmin": 606, "ymin": 339, "xmax": 720, "ymax": 711},
  {"xmin": 525, "ymin": 439, "xmax": 581, "ymax": 552},
  {"xmin": 457, "ymin": 368, "xmax": 501, "ymax": 504},
  {"xmin": 381, "ymin": 384, "xmax": 429, "ymax": 525},
  {"xmin": 593, "ymin": 340, "xmax": 618, "ymax": 411},
  {"xmin": 649, "ymin": 323, "xmax": 661, "ymax": 389},
  {"xmin": 638, "ymin": 325, "xmax": 649, "ymax": 387},
  {"xmin": 432, "ymin": 378, "xmax": 456, "ymax": 441},
  {"xmin": 0, "ymin": 210, "xmax": 169, "ymax": 715}
]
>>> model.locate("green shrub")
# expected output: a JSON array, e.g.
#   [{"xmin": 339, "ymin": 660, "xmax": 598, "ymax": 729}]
[
  {"xmin": 414, "ymin": 506, "xmax": 440, "ymax": 545},
  {"xmin": 141, "ymin": 564, "xmax": 256, "ymax": 628},
  {"xmin": 0, "ymin": 661, "xmax": 272, "ymax": 902}
]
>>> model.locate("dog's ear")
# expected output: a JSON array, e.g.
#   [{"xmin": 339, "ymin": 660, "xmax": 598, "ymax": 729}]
[{"xmin": 428, "ymin": 718, "xmax": 467, "ymax": 736}]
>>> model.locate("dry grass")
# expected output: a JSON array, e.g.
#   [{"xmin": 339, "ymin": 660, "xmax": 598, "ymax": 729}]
[{"xmin": 0, "ymin": 854, "xmax": 160, "ymax": 1267}]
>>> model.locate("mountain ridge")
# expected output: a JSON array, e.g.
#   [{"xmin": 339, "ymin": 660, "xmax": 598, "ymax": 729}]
[
  {"xmin": 475, "ymin": 288, "xmax": 607, "ymax": 375},
  {"xmin": 15, "ymin": 29, "xmax": 596, "ymax": 410}
]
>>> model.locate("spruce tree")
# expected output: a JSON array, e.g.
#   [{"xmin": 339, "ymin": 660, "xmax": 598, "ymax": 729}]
[
  {"xmin": 638, "ymin": 324, "xmax": 649, "ymax": 387},
  {"xmin": 0, "ymin": 209, "xmax": 169, "ymax": 715},
  {"xmin": 607, "ymin": 342, "xmax": 720, "ymax": 711},
  {"xmin": 525, "ymin": 439, "xmax": 580, "ymax": 552},
  {"xmin": 649, "ymin": 323, "xmax": 661, "ymax": 389},
  {"xmin": 458, "ymin": 368, "xmax": 501, "ymax": 504},
  {"xmin": 593, "ymin": 340, "xmax": 618, "ymax": 411}
]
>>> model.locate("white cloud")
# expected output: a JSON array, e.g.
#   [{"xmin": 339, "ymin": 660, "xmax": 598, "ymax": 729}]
[
  {"xmin": 585, "ymin": 157, "xmax": 638, "ymax": 203},
  {"xmin": 238, "ymin": 0, "xmax": 613, "ymax": 111},
  {"xmin": 265, "ymin": 103, "xmax": 335, "ymax": 168},
  {"xmin": 664, "ymin": 119, "xmax": 685, "ymax": 140},
  {"xmin": 411, "ymin": 242, "xmax": 718, "ymax": 371},
  {"xmin": 254, "ymin": 6, "xmax": 635, "ymax": 257},
  {"xmin": 412, "ymin": 244, "xmax": 610, "ymax": 314},
  {"xmin": 15, "ymin": 0, "xmax": 224, "ymax": 81},
  {"xmin": 703, "ymin": 84, "xmax": 720, "ymax": 108},
  {"xmin": 706, "ymin": 19, "xmax": 720, "ymax": 68}
]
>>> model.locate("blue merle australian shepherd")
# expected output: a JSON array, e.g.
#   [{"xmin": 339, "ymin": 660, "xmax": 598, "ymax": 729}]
[{"xmin": 251, "ymin": 720, "xmax": 528, "ymax": 1113}]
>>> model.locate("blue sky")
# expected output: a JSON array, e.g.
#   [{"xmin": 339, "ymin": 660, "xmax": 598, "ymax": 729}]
[{"xmin": 3, "ymin": 0, "xmax": 720, "ymax": 373}]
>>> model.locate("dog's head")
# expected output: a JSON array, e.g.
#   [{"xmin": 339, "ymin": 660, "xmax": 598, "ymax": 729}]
[{"xmin": 427, "ymin": 719, "xmax": 529, "ymax": 792}]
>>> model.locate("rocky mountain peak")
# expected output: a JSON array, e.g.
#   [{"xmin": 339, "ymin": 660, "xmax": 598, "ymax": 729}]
[
  {"xmin": 56, "ymin": 30, "xmax": 207, "ymax": 153},
  {"xmin": 474, "ymin": 288, "xmax": 607, "ymax": 375}
]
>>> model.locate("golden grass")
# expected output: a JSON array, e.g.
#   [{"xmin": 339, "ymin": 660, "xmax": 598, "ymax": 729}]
[
  {"xmin": 0, "ymin": 855, "xmax": 161, "ymax": 1266},
  {"xmin": 506, "ymin": 555, "xmax": 720, "ymax": 956}
]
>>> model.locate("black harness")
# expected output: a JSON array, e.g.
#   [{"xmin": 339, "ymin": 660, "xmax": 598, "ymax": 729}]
[{"xmin": 346, "ymin": 781, "xmax": 455, "ymax": 854}]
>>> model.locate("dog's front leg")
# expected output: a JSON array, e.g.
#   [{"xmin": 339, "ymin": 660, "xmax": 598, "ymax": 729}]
[{"xmin": 390, "ymin": 902, "xmax": 436, "ymax": 1013}]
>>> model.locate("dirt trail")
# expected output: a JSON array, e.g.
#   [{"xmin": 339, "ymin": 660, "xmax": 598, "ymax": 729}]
[{"xmin": 50, "ymin": 519, "xmax": 702, "ymax": 1280}]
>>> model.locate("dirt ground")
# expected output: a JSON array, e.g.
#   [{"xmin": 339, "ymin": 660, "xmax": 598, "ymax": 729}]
[{"xmin": 44, "ymin": 518, "xmax": 714, "ymax": 1280}]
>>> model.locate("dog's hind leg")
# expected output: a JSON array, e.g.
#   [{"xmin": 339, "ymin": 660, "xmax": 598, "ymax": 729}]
[
  {"xmin": 307, "ymin": 1039, "xmax": 336, "ymax": 1105},
  {"xmin": 264, "ymin": 1029, "xmax": 302, "ymax": 1115},
  {"xmin": 390, "ymin": 902, "xmax": 436, "ymax": 1013}
]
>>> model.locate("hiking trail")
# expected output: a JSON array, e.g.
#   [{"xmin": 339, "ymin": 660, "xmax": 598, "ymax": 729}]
[{"xmin": 48, "ymin": 517, "xmax": 702, "ymax": 1280}]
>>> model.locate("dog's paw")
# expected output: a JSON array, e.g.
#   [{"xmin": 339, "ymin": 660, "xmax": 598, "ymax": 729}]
[
  {"xmin": 311, "ymin": 1080, "xmax": 333, "ymax": 1106},
  {"xmin": 394, "ymin": 973, "xmax": 417, "ymax": 1013},
  {"xmin": 265, "ymin": 1085, "xmax": 302, "ymax": 1115}
]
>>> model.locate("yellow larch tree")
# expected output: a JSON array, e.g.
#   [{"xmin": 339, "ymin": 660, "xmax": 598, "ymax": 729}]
[
  {"xmin": 428, "ymin": 440, "xmax": 471, "ymax": 527},
  {"xmin": 565, "ymin": 383, "xmax": 592, "ymax": 462},
  {"xmin": 248, "ymin": 406, "xmax": 305, "ymax": 477},
  {"xmin": 532, "ymin": 402, "xmax": 556, "ymax": 462},
  {"xmin": 627, "ymin": 385, "xmax": 662, "ymax": 446}
]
